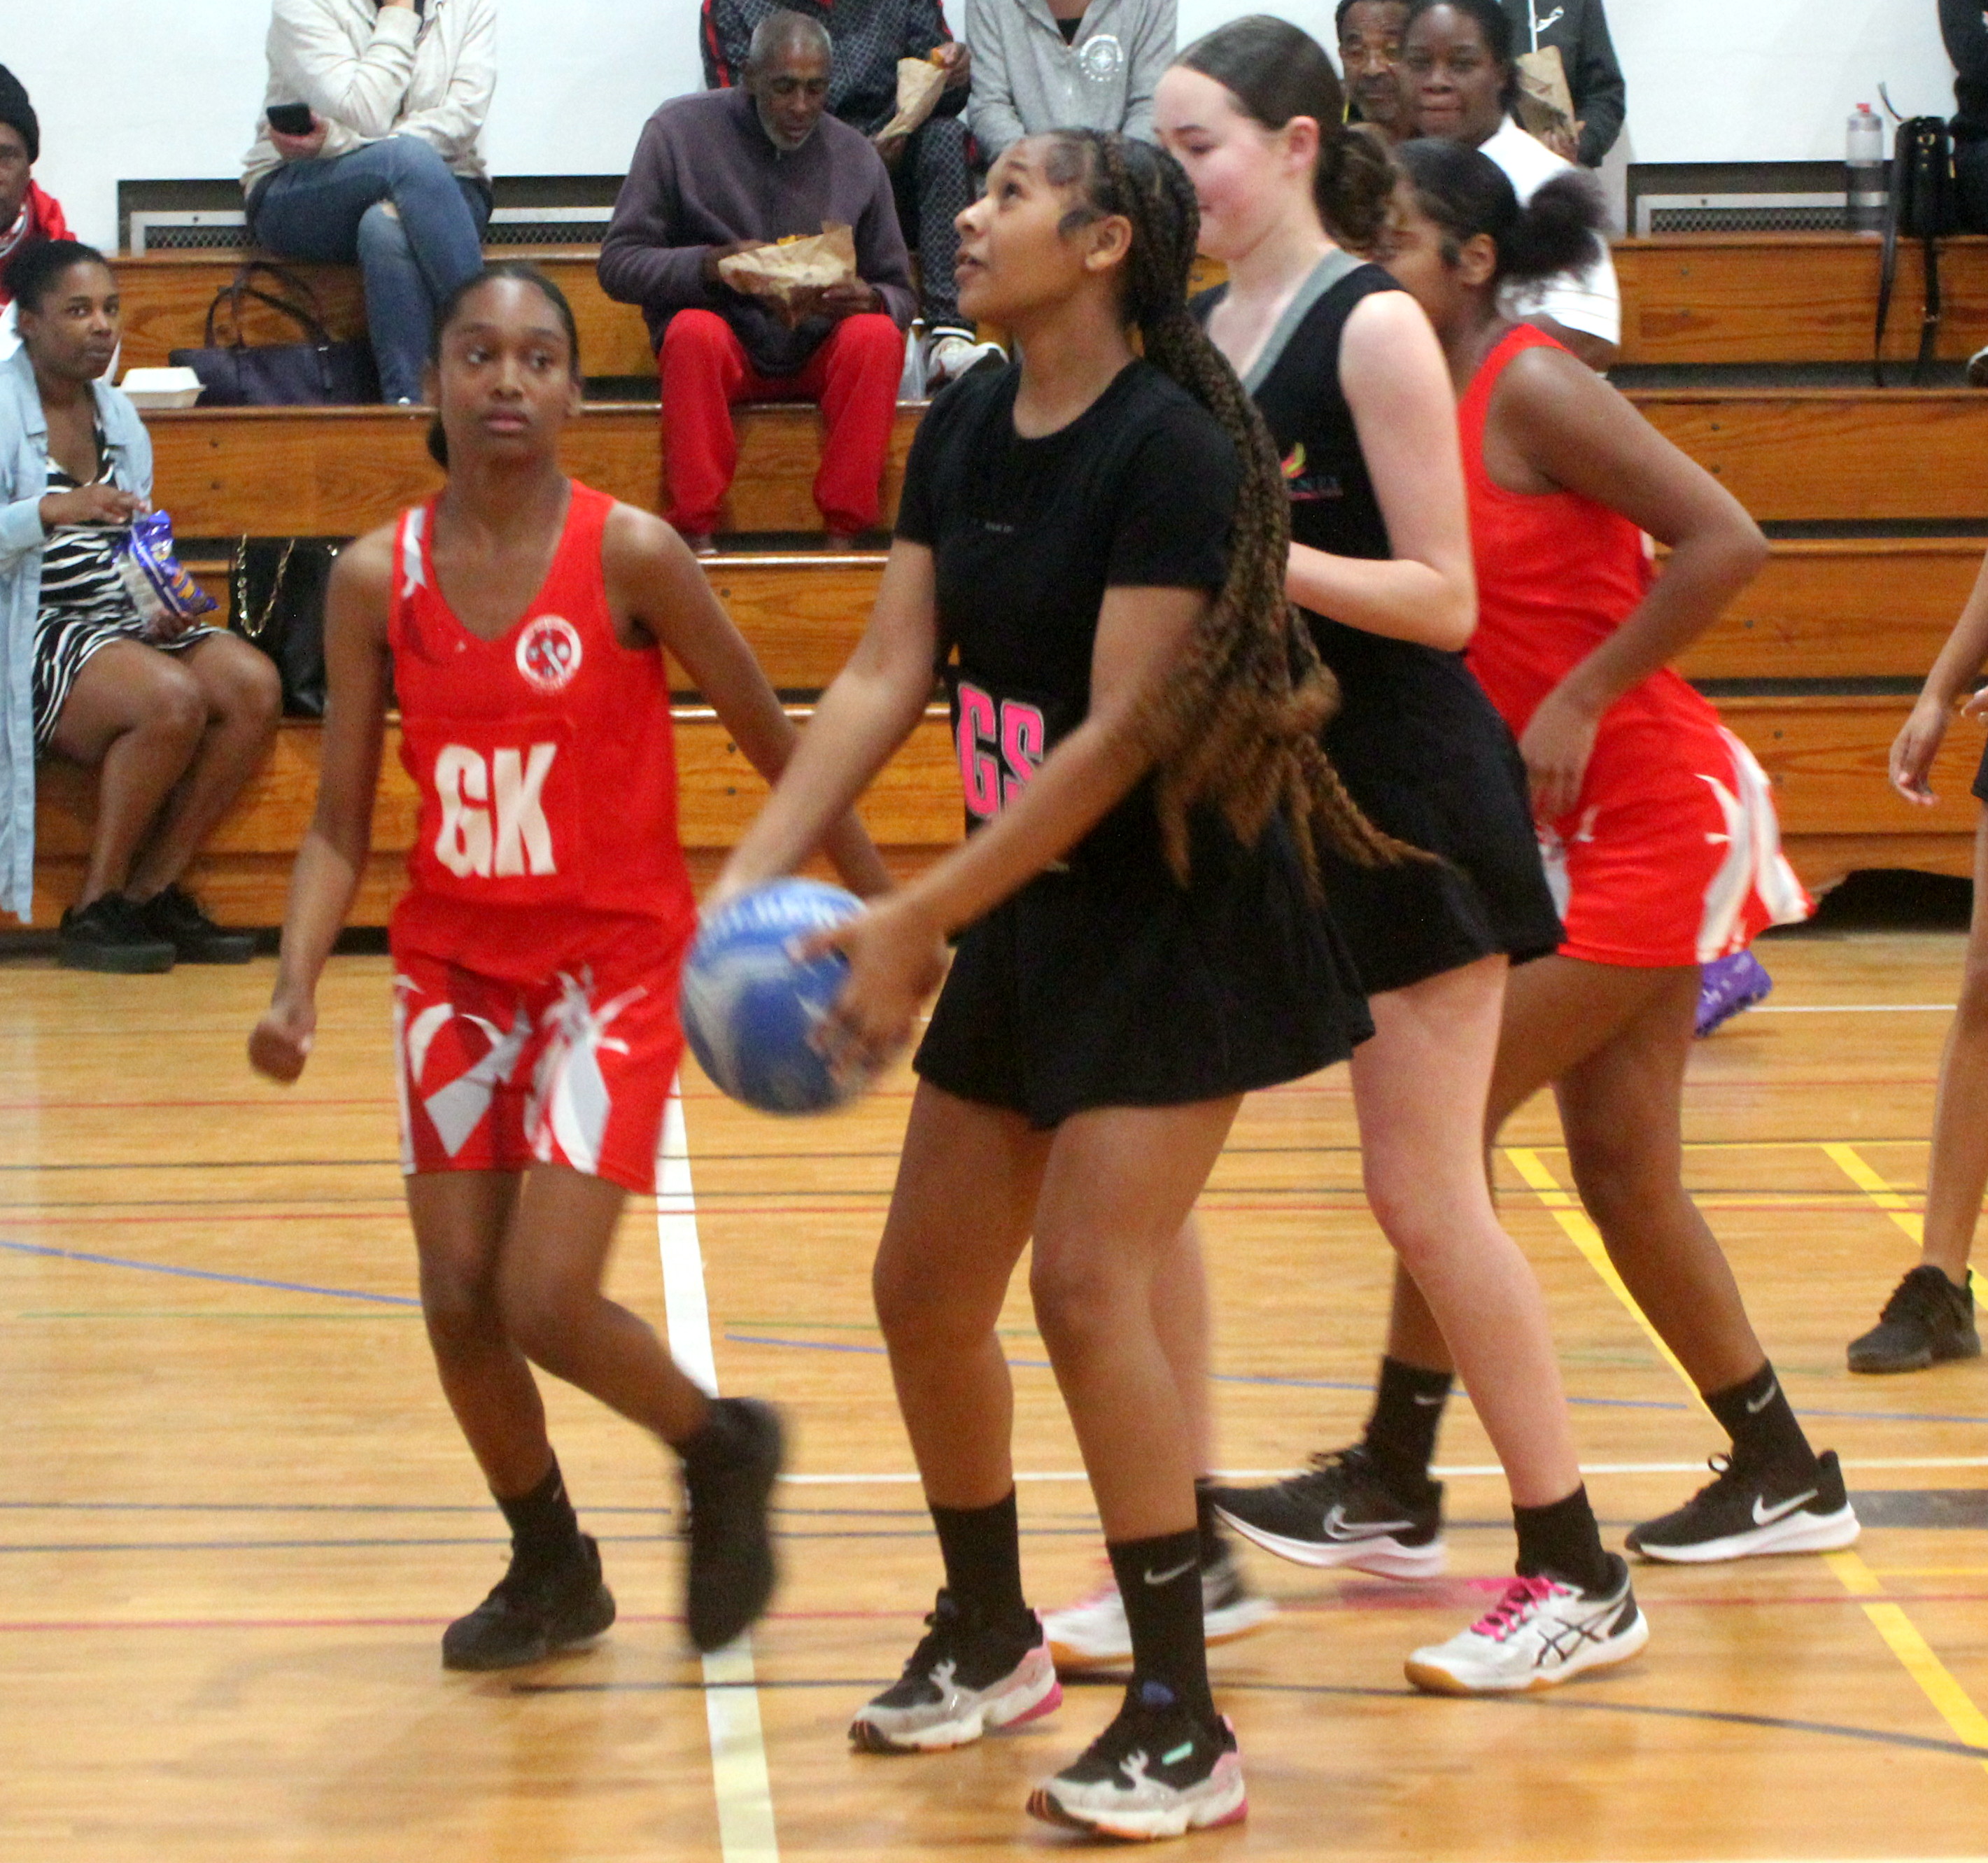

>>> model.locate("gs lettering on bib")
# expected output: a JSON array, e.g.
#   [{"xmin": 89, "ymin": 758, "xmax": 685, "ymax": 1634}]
[
  {"xmin": 952, "ymin": 679, "xmax": 1048, "ymax": 825},
  {"xmin": 404, "ymin": 716, "xmax": 581, "ymax": 903}
]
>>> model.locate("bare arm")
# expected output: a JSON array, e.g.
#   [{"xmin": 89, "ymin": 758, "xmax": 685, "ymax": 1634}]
[
  {"xmin": 1285, "ymin": 289, "xmax": 1475, "ymax": 649},
  {"xmin": 808, "ymin": 582, "xmax": 1212, "ymax": 1067},
  {"xmin": 1495, "ymin": 344, "xmax": 1768, "ymax": 817},
  {"xmin": 604, "ymin": 505, "xmax": 889, "ymax": 896},
  {"xmin": 1891, "ymin": 548, "xmax": 1988, "ymax": 804},
  {"xmin": 715, "ymin": 540, "xmax": 944, "ymax": 906},
  {"xmin": 248, "ymin": 529, "xmax": 394, "ymax": 1082}
]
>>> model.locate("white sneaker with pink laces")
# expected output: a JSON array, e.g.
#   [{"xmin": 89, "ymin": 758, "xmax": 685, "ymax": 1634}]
[{"xmin": 1404, "ymin": 1555, "xmax": 1648, "ymax": 1695}]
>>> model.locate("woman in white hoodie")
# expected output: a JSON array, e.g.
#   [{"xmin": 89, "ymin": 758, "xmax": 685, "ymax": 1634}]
[
  {"xmin": 964, "ymin": 0, "xmax": 1175, "ymax": 163},
  {"xmin": 242, "ymin": 0, "xmax": 496, "ymax": 402}
]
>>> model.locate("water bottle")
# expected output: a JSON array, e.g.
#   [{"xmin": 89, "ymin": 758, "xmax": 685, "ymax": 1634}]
[{"xmin": 1847, "ymin": 103, "xmax": 1887, "ymax": 234}]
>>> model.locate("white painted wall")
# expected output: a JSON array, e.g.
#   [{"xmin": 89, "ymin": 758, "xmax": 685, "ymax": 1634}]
[{"xmin": 8, "ymin": 0, "xmax": 1967, "ymax": 248}]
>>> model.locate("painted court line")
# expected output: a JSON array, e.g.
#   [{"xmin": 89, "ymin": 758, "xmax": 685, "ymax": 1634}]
[
  {"xmin": 657, "ymin": 1083, "xmax": 780, "ymax": 1863},
  {"xmin": 1509, "ymin": 1148, "xmax": 1988, "ymax": 1790}
]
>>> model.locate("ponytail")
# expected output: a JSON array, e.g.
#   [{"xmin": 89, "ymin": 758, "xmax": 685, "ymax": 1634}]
[
  {"xmin": 1042, "ymin": 130, "xmax": 1411, "ymax": 882},
  {"xmin": 1395, "ymin": 138, "xmax": 1603, "ymax": 287}
]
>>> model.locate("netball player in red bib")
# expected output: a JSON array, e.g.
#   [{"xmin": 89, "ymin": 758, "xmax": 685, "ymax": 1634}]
[
  {"xmin": 248, "ymin": 265, "xmax": 885, "ymax": 1669},
  {"xmin": 1223, "ymin": 146, "xmax": 1857, "ymax": 1566}
]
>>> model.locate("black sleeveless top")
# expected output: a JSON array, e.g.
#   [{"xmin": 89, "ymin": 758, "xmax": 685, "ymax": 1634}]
[{"xmin": 1198, "ymin": 255, "xmax": 1563, "ymax": 994}]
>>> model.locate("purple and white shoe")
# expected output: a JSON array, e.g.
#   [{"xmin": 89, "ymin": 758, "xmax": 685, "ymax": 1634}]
[{"xmin": 1696, "ymin": 950, "xmax": 1773, "ymax": 1037}]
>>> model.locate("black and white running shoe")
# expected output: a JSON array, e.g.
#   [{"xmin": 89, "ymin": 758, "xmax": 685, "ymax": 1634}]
[
  {"xmin": 1405, "ymin": 1554, "xmax": 1648, "ymax": 1695},
  {"xmin": 441, "ymin": 1533, "xmax": 617, "ymax": 1671},
  {"xmin": 1207, "ymin": 1446, "xmax": 1444, "ymax": 1577},
  {"xmin": 1027, "ymin": 1679, "xmax": 1246, "ymax": 1841},
  {"xmin": 1626, "ymin": 1447, "xmax": 1860, "ymax": 1563},
  {"xmin": 850, "ymin": 1590, "xmax": 1061, "ymax": 1752}
]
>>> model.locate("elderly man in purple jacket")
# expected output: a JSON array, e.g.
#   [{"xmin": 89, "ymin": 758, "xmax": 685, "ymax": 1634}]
[{"xmin": 600, "ymin": 11, "xmax": 912, "ymax": 550}]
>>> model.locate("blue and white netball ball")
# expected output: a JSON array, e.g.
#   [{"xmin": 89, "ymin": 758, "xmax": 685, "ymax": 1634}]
[{"xmin": 680, "ymin": 879, "xmax": 868, "ymax": 1114}]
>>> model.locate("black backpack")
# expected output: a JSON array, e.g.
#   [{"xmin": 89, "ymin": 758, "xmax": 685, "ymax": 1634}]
[{"xmin": 1875, "ymin": 113, "xmax": 1962, "ymax": 386}]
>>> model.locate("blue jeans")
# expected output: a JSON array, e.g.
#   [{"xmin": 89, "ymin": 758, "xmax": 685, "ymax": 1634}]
[{"xmin": 248, "ymin": 136, "xmax": 491, "ymax": 402}]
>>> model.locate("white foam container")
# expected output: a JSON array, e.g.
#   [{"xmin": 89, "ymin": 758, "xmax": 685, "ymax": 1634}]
[{"xmin": 120, "ymin": 367, "xmax": 205, "ymax": 410}]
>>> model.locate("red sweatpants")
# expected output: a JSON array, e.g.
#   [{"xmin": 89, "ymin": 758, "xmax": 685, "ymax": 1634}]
[{"xmin": 658, "ymin": 309, "xmax": 905, "ymax": 535}]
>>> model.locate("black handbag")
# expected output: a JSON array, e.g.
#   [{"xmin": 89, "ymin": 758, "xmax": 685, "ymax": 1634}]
[
  {"xmin": 1876, "ymin": 114, "xmax": 1962, "ymax": 386},
  {"xmin": 231, "ymin": 537, "xmax": 337, "ymax": 717},
  {"xmin": 170, "ymin": 262, "xmax": 379, "ymax": 406}
]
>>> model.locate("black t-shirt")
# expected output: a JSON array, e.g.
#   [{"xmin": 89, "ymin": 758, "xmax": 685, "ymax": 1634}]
[{"xmin": 895, "ymin": 359, "xmax": 1239, "ymax": 869}]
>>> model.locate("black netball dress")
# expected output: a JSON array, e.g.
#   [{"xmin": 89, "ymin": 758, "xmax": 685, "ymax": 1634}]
[
  {"xmin": 895, "ymin": 359, "xmax": 1372, "ymax": 1127},
  {"xmin": 1198, "ymin": 254, "xmax": 1562, "ymax": 995}
]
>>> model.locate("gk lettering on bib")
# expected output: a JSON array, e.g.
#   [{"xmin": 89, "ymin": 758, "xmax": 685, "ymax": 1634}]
[
  {"xmin": 404, "ymin": 717, "xmax": 581, "ymax": 902},
  {"xmin": 954, "ymin": 680, "xmax": 1047, "ymax": 824}
]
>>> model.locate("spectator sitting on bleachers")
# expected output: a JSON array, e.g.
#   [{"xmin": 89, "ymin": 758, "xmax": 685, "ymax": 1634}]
[
  {"xmin": 0, "ymin": 242, "xmax": 281, "ymax": 972},
  {"xmin": 601, "ymin": 11, "xmax": 912, "ymax": 553},
  {"xmin": 1404, "ymin": 0, "xmax": 1619, "ymax": 370},
  {"xmin": 962, "ymin": 0, "xmax": 1176, "ymax": 164},
  {"xmin": 241, "ymin": 0, "xmax": 495, "ymax": 404},
  {"xmin": 702, "ymin": 0, "xmax": 996, "ymax": 388},
  {"xmin": 1500, "ymin": 0, "xmax": 1624, "ymax": 167},
  {"xmin": 1339, "ymin": 0, "xmax": 1413, "ymax": 142},
  {"xmin": 0, "ymin": 67, "xmax": 70, "ymax": 314}
]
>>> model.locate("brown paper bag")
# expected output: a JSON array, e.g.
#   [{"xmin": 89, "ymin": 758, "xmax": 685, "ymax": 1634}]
[
  {"xmin": 717, "ymin": 223, "xmax": 859, "ymax": 323},
  {"xmin": 879, "ymin": 53, "xmax": 949, "ymax": 142},
  {"xmin": 1514, "ymin": 46, "xmax": 1580, "ymax": 149}
]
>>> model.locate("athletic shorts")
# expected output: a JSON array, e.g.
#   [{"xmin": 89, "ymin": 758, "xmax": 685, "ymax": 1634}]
[
  {"xmin": 392, "ymin": 933, "xmax": 687, "ymax": 1195},
  {"xmin": 1538, "ymin": 722, "xmax": 1812, "ymax": 968}
]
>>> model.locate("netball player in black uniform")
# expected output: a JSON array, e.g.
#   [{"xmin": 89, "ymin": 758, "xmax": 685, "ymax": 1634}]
[
  {"xmin": 1137, "ymin": 16, "xmax": 1647, "ymax": 1694},
  {"xmin": 712, "ymin": 132, "xmax": 1381, "ymax": 1838}
]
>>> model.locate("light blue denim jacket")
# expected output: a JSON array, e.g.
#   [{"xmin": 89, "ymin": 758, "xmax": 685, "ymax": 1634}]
[{"xmin": 0, "ymin": 346, "xmax": 153, "ymax": 922}]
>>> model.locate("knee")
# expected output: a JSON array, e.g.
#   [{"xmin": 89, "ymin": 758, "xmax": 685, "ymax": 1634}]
[
  {"xmin": 1955, "ymin": 952, "xmax": 1988, "ymax": 1029},
  {"xmin": 378, "ymin": 132, "xmax": 451, "ymax": 186},
  {"xmin": 498, "ymin": 1273, "xmax": 585, "ymax": 1379},
  {"xmin": 421, "ymin": 1256, "xmax": 504, "ymax": 1355},
  {"xmin": 662, "ymin": 309, "xmax": 733, "ymax": 364},
  {"xmin": 1028, "ymin": 1246, "xmax": 1121, "ymax": 1362},
  {"xmin": 146, "ymin": 663, "xmax": 207, "ymax": 742},
  {"xmin": 355, "ymin": 200, "xmax": 414, "ymax": 268},
  {"xmin": 1565, "ymin": 1132, "xmax": 1660, "ymax": 1232},
  {"xmin": 219, "ymin": 642, "xmax": 284, "ymax": 733},
  {"xmin": 872, "ymin": 1249, "xmax": 963, "ymax": 1356}
]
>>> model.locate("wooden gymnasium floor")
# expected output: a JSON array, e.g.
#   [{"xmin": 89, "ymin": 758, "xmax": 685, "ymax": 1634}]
[{"xmin": 3, "ymin": 927, "xmax": 1987, "ymax": 1861}]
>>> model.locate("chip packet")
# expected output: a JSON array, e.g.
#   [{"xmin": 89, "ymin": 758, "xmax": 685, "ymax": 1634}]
[{"xmin": 115, "ymin": 510, "xmax": 218, "ymax": 639}]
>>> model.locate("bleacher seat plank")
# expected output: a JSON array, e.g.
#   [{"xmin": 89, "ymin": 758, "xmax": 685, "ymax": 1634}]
[
  {"xmin": 1616, "ymin": 234, "xmax": 1988, "ymax": 367},
  {"xmin": 29, "ymin": 708, "xmax": 959, "ymax": 929},
  {"xmin": 1721, "ymin": 693, "xmax": 1981, "ymax": 888},
  {"xmin": 1633, "ymin": 389, "xmax": 1988, "ymax": 523},
  {"xmin": 702, "ymin": 553, "xmax": 881, "ymax": 687},
  {"xmin": 145, "ymin": 403, "xmax": 918, "ymax": 537},
  {"xmin": 1677, "ymin": 538, "xmax": 1979, "ymax": 682},
  {"xmin": 114, "ymin": 249, "xmax": 658, "ymax": 380}
]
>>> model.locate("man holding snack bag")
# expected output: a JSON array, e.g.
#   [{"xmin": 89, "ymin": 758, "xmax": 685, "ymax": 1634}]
[
  {"xmin": 603, "ymin": 11, "xmax": 914, "ymax": 551},
  {"xmin": 702, "ymin": 0, "xmax": 999, "ymax": 388}
]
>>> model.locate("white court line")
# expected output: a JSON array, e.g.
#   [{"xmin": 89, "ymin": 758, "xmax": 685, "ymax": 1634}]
[
  {"xmin": 1749, "ymin": 1004, "xmax": 1955, "ymax": 1013},
  {"xmin": 779, "ymin": 1456, "xmax": 1988, "ymax": 1486},
  {"xmin": 657, "ymin": 1083, "xmax": 780, "ymax": 1863}
]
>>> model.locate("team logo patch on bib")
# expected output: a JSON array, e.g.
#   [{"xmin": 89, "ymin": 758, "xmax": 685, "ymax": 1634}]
[
  {"xmin": 1078, "ymin": 32, "xmax": 1123, "ymax": 80},
  {"xmin": 516, "ymin": 614, "xmax": 583, "ymax": 693}
]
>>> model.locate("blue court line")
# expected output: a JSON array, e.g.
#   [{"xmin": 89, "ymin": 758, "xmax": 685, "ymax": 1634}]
[
  {"xmin": 516, "ymin": 1671, "xmax": 1988, "ymax": 1765},
  {"xmin": 0, "ymin": 1235, "xmax": 421, "ymax": 1307}
]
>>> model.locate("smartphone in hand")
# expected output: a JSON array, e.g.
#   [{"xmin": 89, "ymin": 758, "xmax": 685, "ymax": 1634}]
[{"xmin": 266, "ymin": 102, "xmax": 314, "ymax": 136}]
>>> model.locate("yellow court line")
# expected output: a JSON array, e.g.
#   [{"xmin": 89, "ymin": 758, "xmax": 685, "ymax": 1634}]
[
  {"xmin": 1822, "ymin": 1143, "xmax": 1926, "ymax": 1246},
  {"xmin": 1501, "ymin": 1147, "xmax": 1706, "ymax": 1410},
  {"xmin": 1507, "ymin": 1147, "xmax": 1988, "ymax": 1783}
]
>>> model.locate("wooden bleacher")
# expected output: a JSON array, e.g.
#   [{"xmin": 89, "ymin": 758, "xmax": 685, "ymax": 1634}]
[{"xmin": 29, "ymin": 233, "xmax": 1988, "ymax": 927}]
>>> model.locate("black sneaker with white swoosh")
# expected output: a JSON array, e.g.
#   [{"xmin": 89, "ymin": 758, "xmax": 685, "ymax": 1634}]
[
  {"xmin": 1206, "ymin": 1446, "xmax": 1444, "ymax": 1577},
  {"xmin": 1626, "ymin": 1447, "xmax": 1860, "ymax": 1563}
]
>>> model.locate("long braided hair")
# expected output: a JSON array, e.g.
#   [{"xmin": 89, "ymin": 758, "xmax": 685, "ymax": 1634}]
[{"xmin": 1041, "ymin": 129, "xmax": 1408, "ymax": 883}]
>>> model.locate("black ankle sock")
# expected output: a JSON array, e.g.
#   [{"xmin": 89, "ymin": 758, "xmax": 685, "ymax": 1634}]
[
  {"xmin": 1106, "ymin": 1528, "xmax": 1215, "ymax": 1724},
  {"xmin": 1192, "ymin": 1478, "xmax": 1229, "ymax": 1569},
  {"xmin": 1362, "ymin": 1356, "xmax": 1453, "ymax": 1493},
  {"xmin": 930, "ymin": 1491, "xmax": 1029, "ymax": 1627},
  {"xmin": 495, "ymin": 1457, "xmax": 584, "ymax": 1566},
  {"xmin": 1512, "ymin": 1484, "xmax": 1612, "ymax": 1593},
  {"xmin": 1703, "ymin": 1361, "xmax": 1813, "ymax": 1470}
]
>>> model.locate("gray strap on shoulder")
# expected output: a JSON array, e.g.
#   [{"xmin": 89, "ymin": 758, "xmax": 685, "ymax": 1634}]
[{"xmin": 1241, "ymin": 248, "xmax": 1367, "ymax": 395}]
